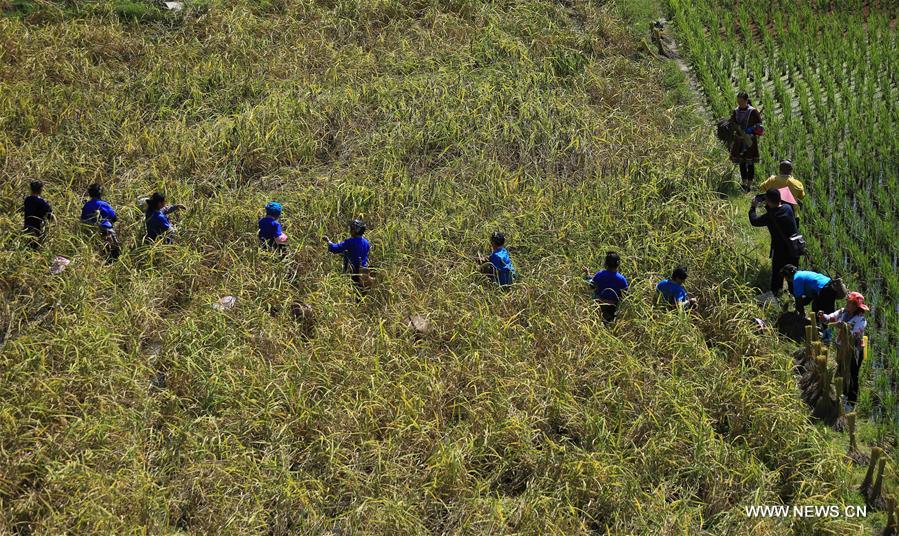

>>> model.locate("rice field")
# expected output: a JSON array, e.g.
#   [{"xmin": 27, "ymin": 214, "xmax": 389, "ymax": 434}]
[
  {"xmin": 0, "ymin": 0, "xmax": 890, "ymax": 533},
  {"xmin": 667, "ymin": 0, "xmax": 898, "ymax": 433}
]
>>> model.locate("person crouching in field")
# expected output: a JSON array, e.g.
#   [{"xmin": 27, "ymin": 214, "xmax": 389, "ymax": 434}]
[
  {"xmin": 477, "ymin": 232, "xmax": 515, "ymax": 288},
  {"xmin": 749, "ymin": 188, "xmax": 799, "ymax": 295},
  {"xmin": 730, "ymin": 91, "xmax": 764, "ymax": 192},
  {"xmin": 143, "ymin": 192, "xmax": 185, "ymax": 244},
  {"xmin": 782, "ymin": 264, "xmax": 845, "ymax": 317},
  {"xmin": 258, "ymin": 201, "xmax": 288, "ymax": 251},
  {"xmin": 583, "ymin": 251, "xmax": 628, "ymax": 323},
  {"xmin": 656, "ymin": 266, "xmax": 697, "ymax": 309},
  {"xmin": 759, "ymin": 160, "xmax": 805, "ymax": 227},
  {"xmin": 819, "ymin": 291, "xmax": 869, "ymax": 408},
  {"xmin": 323, "ymin": 219, "xmax": 371, "ymax": 293},
  {"xmin": 80, "ymin": 184, "xmax": 120, "ymax": 260},
  {"xmin": 23, "ymin": 180, "xmax": 53, "ymax": 249}
]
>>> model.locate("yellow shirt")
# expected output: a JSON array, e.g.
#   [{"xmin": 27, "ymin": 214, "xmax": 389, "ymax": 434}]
[{"xmin": 759, "ymin": 174, "xmax": 805, "ymax": 213}]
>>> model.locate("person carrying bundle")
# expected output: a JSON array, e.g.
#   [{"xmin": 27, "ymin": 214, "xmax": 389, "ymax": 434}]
[
  {"xmin": 656, "ymin": 266, "xmax": 697, "ymax": 309},
  {"xmin": 758, "ymin": 160, "xmax": 805, "ymax": 226},
  {"xmin": 323, "ymin": 219, "xmax": 371, "ymax": 292},
  {"xmin": 22, "ymin": 181, "xmax": 53, "ymax": 249},
  {"xmin": 819, "ymin": 291, "xmax": 869, "ymax": 407},
  {"xmin": 143, "ymin": 192, "xmax": 185, "ymax": 244},
  {"xmin": 476, "ymin": 232, "xmax": 516, "ymax": 288},
  {"xmin": 80, "ymin": 184, "xmax": 120, "ymax": 259},
  {"xmin": 749, "ymin": 187, "xmax": 801, "ymax": 295},
  {"xmin": 583, "ymin": 251, "xmax": 629, "ymax": 323},
  {"xmin": 729, "ymin": 91, "xmax": 764, "ymax": 192},
  {"xmin": 258, "ymin": 201, "xmax": 288, "ymax": 251},
  {"xmin": 782, "ymin": 264, "xmax": 845, "ymax": 317}
]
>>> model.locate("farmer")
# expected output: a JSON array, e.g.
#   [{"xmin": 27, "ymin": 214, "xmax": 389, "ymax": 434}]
[
  {"xmin": 323, "ymin": 219, "xmax": 371, "ymax": 291},
  {"xmin": 749, "ymin": 187, "xmax": 799, "ymax": 294},
  {"xmin": 759, "ymin": 160, "xmax": 805, "ymax": 225},
  {"xmin": 144, "ymin": 192, "xmax": 185, "ymax": 244},
  {"xmin": 477, "ymin": 232, "xmax": 515, "ymax": 287},
  {"xmin": 729, "ymin": 91, "xmax": 764, "ymax": 192},
  {"xmin": 656, "ymin": 266, "xmax": 697, "ymax": 309},
  {"xmin": 22, "ymin": 180, "xmax": 53, "ymax": 248},
  {"xmin": 258, "ymin": 201, "xmax": 288, "ymax": 251},
  {"xmin": 819, "ymin": 292, "xmax": 869, "ymax": 406},
  {"xmin": 80, "ymin": 184, "xmax": 120, "ymax": 259},
  {"xmin": 782, "ymin": 264, "xmax": 843, "ymax": 316},
  {"xmin": 583, "ymin": 251, "xmax": 629, "ymax": 322}
]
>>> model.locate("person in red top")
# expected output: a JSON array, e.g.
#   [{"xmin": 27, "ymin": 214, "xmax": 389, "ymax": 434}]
[{"xmin": 729, "ymin": 91, "xmax": 764, "ymax": 192}]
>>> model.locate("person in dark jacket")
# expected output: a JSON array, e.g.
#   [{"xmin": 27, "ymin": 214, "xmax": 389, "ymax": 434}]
[
  {"xmin": 143, "ymin": 192, "xmax": 185, "ymax": 244},
  {"xmin": 22, "ymin": 181, "xmax": 53, "ymax": 249},
  {"xmin": 730, "ymin": 91, "xmax": 764, "ymax": 192},
  {"xmin": 749, "ymin": 188, "xmax": 798, "ymax": 295},
  {"xmin": 323, "ymin": 219, "xmax": 371, "ymax": 292}
]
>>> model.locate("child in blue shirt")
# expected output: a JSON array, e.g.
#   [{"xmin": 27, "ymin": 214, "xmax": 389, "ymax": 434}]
[
  {"xmin": 656, "ymin": 266, "xmax": 697, "ymax": 309},
  {"xmin": 258, "ymin": 201, "xmax": 288, "ymax": 251},
  {"xmin": 80, "ymin": 184, "xmax": 120, "ymax": 259},
  {"xmin": 477, "ymin": 232, "xmax": 515, "ymax": 287},
  {"xmin": 584, "ymin": 251, "xmax": 628, "ymax": 322},
  {"xmin": 324, "ymin": 219, "xmax": 371, "ymax": 292},
  {"xmin": 144, "ymin": 192, "xmax": 185, "ymax": 244}
]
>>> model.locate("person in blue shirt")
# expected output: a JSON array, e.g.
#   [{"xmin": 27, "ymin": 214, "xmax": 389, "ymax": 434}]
[
  {"xmin": 80, "ymin": 184, "xmax": 120, "ymax": 259},
  {"xmin": 144, "ymin": 192, "xmax": 185, "ymax": 244},
  {"xmin": 782, "ymin": 264, "xmax": 840, "ymax": 316},
  {"xmin": 656, "ymin": 266, "xmax": 697, "ymax": 309},
  {"xmin": 323, "ymin": 219, "xmax": 371, "ymax": 292},
  {"xmin": 583, "ymin": 251, "xmax": 628, "ymax": 322},
  {"xmin": 477, "ymin": 232, "xmax": 515, "ymax": 287},
  {"xmin": 23, "ymin": 181, "xmax": 53, "ymax": 249},
  {"xmin": 258, "ymin": 201, "xmax": 288, "ymax": 251}
]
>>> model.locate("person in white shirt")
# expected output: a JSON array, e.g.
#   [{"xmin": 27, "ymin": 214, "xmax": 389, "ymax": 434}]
[{"xmin": 819, "ymin": 291, "xmax": 869, "ymax": 406}]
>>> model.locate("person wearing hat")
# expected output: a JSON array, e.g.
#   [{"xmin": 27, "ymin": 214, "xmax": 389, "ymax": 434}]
[
  {"xmin": 782, "ymin": 264, "xmax": 843, "ymax": 317},
  {"xmin": 759, "ymin": 160, "xmax": 805, "ymax": 225},
  {"xmin": 749, "ymin": 187, "xmax": 799, "ymax": 295},
  {"xmin": 144, "ymin": 192, "xmax": 185, "ymax": 244},
  {"xmin": 258, "ymin": 201, "xmax": 288, "ymax": 251},
  {"xmin": 80, "ymin": 183, "xmax": 121, "ymax": 259},
  {"xmin": 477, "ymin": 231, "xmax": 516, "ymax": 288},
  {"xmin": 583, "ymin": 251, "xmax": 629, "ymax": 323},
  {"xmin": 819, "ymin": 292, "xmax": 869, "ymax": 406},
  {"xmin": 323, "ymin": 219, "xmax": 371, "ymax": 290}
]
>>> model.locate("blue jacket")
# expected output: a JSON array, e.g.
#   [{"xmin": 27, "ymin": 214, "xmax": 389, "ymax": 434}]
[
  {"xmin": 489, "ymin": 247, "xmax": 515, "ymax": 286},
  {"xmin": 328, "ymin": 236, "xmax": 370, "ymax": 273},
  {"xmin": 145, "ymin": 210, "xmax": 172, "ymax": 241},
  {"xmin": 590, "ymin": 270, "xmax": 628, "ymax": 302},
  {"xmin": 258, "ymin": 216, "xmax": 283, "ymax": 245},
  {"xmin": 80, "ymin": 199, "xmax": 117, "ymax": 229}
]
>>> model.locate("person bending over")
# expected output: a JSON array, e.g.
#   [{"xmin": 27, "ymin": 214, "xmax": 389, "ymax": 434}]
[{"xmin": 656, "ymin": 266, "xmax": 697, "ymax": 309}]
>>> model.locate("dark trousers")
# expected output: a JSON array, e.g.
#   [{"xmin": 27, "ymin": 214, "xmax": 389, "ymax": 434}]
[
  {"xmin": 739, "ymin": 163, "xmax": 755, "ymax": 190},
  {"xmin": 796, "ymin": 283, "xmax": 838, "ymax": 316},
  {"xmin": 597, "ymin": 300, "xmax": 620, "ymax": 324},
  {"xmin": 770, "ymin": 250, "xmax": 799, "ymax": 294},
  {"xmin": 848, "ymin": 344, "xmax": 864, "ymax": 404}
]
